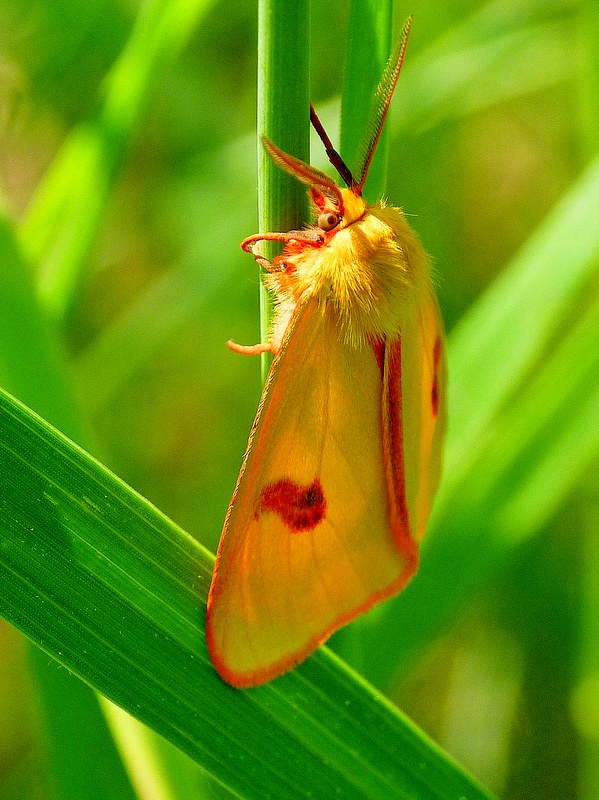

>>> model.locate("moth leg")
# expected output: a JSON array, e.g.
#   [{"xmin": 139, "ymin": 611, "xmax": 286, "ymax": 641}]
[
  {"xmin": 232, "ymin": 231, "xmax": 316, "ymax": 355},
  {"xmin": 241, "ymin": 230, "xmax": 322, "ymax": 273},
  {"xmin": 239, "ymin": 241, "xmax": 292, "ymax": 279},
  {"xmin": 253, "ymin": 251, "xmax": 276, "ymax": 273},
  {"xmin": 227, "ymin": 339, "xmax": 272, "ymax": 356}
]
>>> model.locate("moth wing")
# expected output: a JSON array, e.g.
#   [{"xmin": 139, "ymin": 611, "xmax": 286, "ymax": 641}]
[
  {"xmin": 206, "ymin": 297, "xmax": 417, "ymax": 687},
  {"xmin": 390, "ymin": 290, "xmax": 447, "ymax": 540}
]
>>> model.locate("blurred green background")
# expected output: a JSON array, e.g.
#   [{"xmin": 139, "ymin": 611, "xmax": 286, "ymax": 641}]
[{"xmin": 0, "ymin": 0, "xmax": 597, "ymax": 798}]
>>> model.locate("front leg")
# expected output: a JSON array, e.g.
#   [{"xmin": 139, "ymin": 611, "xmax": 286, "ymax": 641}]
[
  {"xmin": 241, "ymin": 229, "xmax": 323, "ymax": 272},
  {"xmin": 231, "ymin": 231, "xmax": 318, "ymax": 355}
]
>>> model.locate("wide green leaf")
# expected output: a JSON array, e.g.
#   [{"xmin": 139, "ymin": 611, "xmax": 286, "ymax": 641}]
[{"xmin": 0, "ymin": 386, "xmax": 494, "ymax": 800}]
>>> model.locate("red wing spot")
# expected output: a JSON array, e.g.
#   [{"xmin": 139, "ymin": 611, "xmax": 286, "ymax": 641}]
[
  {"xmin": 257, "ymin": 478, "xmax": 326, "ymax": 533},
  {"xmin": 431, "ymin": 337, "xmax": 442, "ymax": 417}
]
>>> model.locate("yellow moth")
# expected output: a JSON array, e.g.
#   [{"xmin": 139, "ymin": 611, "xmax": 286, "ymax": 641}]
[{"xmin": 206, "ymin": 18, "xmax": 446, "ymax": 687}]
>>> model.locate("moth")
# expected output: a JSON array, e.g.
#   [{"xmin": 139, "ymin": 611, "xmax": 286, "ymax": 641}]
[{"xmin": 206, "ymin": 18, "xmax": 446, "ymax": 687}]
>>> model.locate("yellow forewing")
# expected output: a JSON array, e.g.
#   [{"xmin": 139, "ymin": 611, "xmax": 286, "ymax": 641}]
[
  {"xmin": 206, "ymin": 20, "xmax": 446, "ymax": 688},
  {"xmin": 206, "ymin": 298, "xmax": 419, "ymax": 687}
]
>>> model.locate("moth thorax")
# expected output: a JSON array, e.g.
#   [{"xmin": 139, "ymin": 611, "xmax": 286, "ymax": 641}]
[{"xmin": 317, "ymin": 206, "xmax": 426, "ymax": 341}]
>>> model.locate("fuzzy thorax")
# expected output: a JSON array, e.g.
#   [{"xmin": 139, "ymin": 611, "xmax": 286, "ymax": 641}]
[{"xmin": 270, "ymin": 189, "xmax": 431, "ymax": 346}]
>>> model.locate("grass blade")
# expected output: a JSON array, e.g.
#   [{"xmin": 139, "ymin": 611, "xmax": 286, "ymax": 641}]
[
  {"xmin": 256, "ymin": 0, "xmax": 310, "ymax": 375},
  {"xmin": 29, "ymin": 646, "xmax": 138, "ymax": 800},
  {"xmin": 0, "ymin": 386, "xmax": 495, "ymax": 799},
  {"xmin": 340, "ymin": 0, "xmax": 394, "ymax": 199}
]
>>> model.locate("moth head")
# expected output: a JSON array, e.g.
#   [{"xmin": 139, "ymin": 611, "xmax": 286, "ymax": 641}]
[{"xmin": 261, "ymin": 17, "xmax": 413, "ymax": 230}]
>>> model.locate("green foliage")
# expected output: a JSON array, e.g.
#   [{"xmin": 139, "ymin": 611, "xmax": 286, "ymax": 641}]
[
  {"xmin": 0, "ymin": 0, "xmax": 596, "ymax": 798},
  {"xmin": 0, "ymin": 385, "xmax": 493, "ymax": 799}
]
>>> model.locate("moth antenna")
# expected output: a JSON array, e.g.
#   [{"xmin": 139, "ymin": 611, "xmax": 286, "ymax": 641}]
[
  {"xmin": 309, "ymin": 104, "xmax": 354, "ymax": 188},
  {"xmin": 353, "ymin": 16, "xmax": 413, "ymax": 195},
  {"xmin": 262, "ymin": 136, "xmax": 345, "ymax": 215}
]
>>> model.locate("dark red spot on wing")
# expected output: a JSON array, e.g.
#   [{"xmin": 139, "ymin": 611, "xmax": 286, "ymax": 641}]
[
  {"xmin": 431, "ymin": 337, "xmax": 442, "ymax": 417},
  {"xmin": 256, "ymin": 478, "xmax": 326, "ymax": 533}
]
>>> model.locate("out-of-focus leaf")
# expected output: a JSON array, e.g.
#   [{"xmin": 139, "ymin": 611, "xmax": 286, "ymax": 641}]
[
  {"xmin": 359, "ymin": 150, "xmax": 599, "ymax": 689},
  {"xmin": 19, "ymin": 0, "xmax": 219, "ymax": 321}
]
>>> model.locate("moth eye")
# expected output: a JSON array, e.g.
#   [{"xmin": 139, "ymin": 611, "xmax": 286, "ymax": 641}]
[{"xmin": 317, "ymin": 211, "xmax": 340, "ymax": 231}]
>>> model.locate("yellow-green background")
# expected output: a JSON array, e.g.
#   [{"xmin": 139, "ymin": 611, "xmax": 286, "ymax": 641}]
[{"xmin": 0, "ymin": 0, "xmax": 597, "ymax": 798}]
